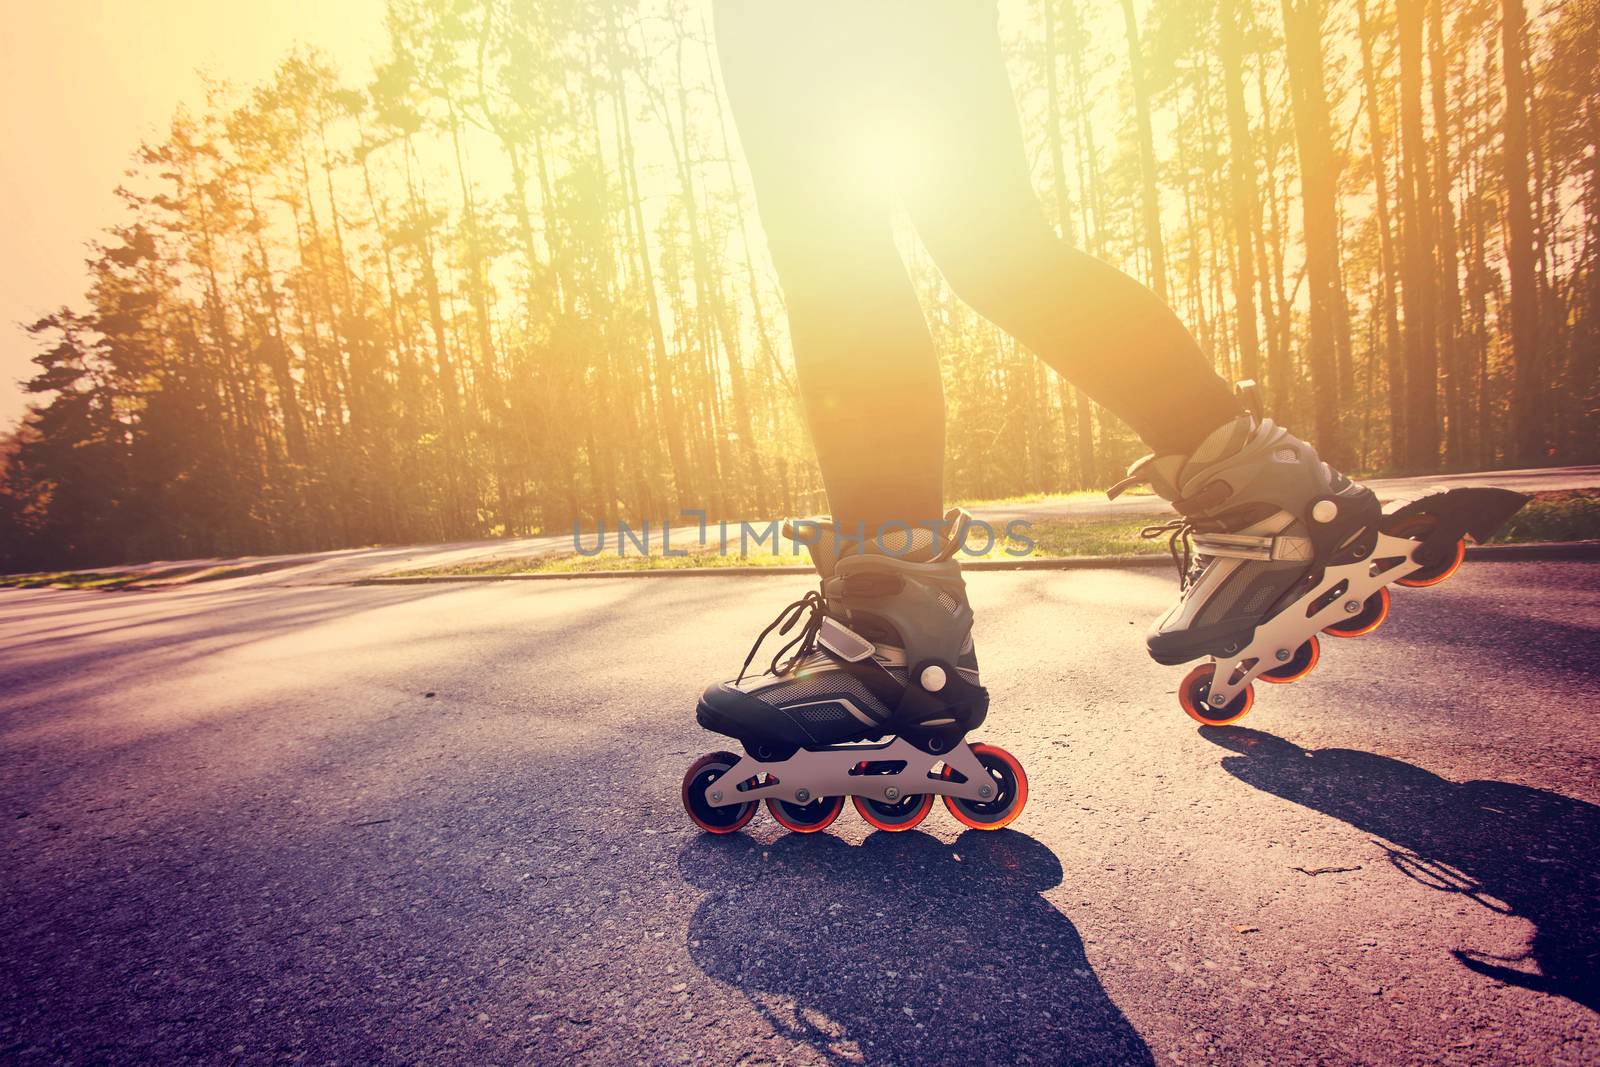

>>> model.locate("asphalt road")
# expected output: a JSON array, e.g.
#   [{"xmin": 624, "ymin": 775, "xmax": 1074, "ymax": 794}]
[{"xmin": 2, "ymin": 561, "xmax": 1598, "ymax": 1064}]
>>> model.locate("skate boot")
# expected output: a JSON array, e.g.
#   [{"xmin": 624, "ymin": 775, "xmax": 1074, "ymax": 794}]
[
  {"xmin": 681, "ymin": 511, "xmax": 1028, "ymax": 835},
  {"xmin": 1110, "ymin": 406, "xmax": 1526, "ymax": 725}
]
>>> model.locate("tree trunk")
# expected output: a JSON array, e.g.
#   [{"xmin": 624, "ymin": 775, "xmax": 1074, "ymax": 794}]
[
  {"xmin": 1044, "ymin": 0, "xmax": 1097, "ymax": 488},
  {"xmin": 608, "ymin": 11, "xmax": 692, "ymax": 511},
  {"xmin": 1355, "ymin": 0, "xmax": 1407, "ymax": 465},
  {"xmin": 1501, "ymin": 0, "xmax": 1542, "ymax": 462},
  {"xmin": 1256, "ymin": 59, "xmax": 1294, "ymax": 420},
  {"xmin": 1398, "ymin": 0, "xmax": 1439, "ymax": 469},
  {"xmin": 1427, "ymin": 0, "xmax": 1464, "ymax": 465},
  {"xmin": 1280, "ymin": 0, "xmax": 1346, "ymax": 463},
  {"xmin": 1120, "ymin": 0, "xmax": 1169, "ymax": 302},
  {"xmin": 1064, "ymin": 0, "xmax": 1101, "ymax": 485},
  {"xmin": 1218, "ymin": 0, "xmax": 1262, "ymax": 386},
  {"xmin": 240, "ymin": 177, "xmax": 308, "ymax": 472}
]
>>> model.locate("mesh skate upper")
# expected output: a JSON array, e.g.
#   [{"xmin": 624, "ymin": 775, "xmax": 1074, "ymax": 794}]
[
  {"xmin": 747, "ymin": 666, "xmax": 899, "ymax": 720},
  {"xmin": 792, "ymin": 703, "xmax": 857, "ymax": 726}
]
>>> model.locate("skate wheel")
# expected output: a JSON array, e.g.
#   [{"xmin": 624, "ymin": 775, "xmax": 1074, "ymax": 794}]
[
  {"xmin": 853, "ymin": 792, "xmax": 934, "ymax": 832},
  {"xmin": 1390, "ymin": 514, "xmax": 1467, "ymax": 588},
  {"xmin": 943, "ymin": 743, "xmax": 1028, "ymax": 830},
  {"xmin": 682, "ymin": 751, "xmax": 758, "ymax": 834},
  {"xmin": 1259, "ymin": 636, "xmax": 1319, "ymax": 684},
  {"xmin": 1178, "ymin": 663, "xmax": 1254, "ymax": 725},
  {"xmin": 766, "ymin": 794, "xmax": 844, "ymax": 834},
  {"xmin": 1324, "ymin": 588, "xmax": 1389, "ymax": 638}
]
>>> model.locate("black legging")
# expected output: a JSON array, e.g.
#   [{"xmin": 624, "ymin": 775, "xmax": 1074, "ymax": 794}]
[{"xmin": 714, "ymin": 0, "xmax": 1241, "ymax": 532}]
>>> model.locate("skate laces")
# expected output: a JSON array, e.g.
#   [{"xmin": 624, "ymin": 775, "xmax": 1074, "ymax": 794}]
[
  {"xmin": 1140, "ymin": 519, "xmax": 1204, "ymax": 590},
  {"xmin": 736, "ymin": 588, "xmax": 830, "ymax": 684}
]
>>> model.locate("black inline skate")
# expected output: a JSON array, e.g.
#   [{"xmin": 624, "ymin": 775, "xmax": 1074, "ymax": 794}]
[
  {"xmin": 682, "ymin": 511, "xmax": 1027, "ymax": 835},
  {"xmin": 1111, "ymin": 388, "xmax": 1527, "ymax": 725}
]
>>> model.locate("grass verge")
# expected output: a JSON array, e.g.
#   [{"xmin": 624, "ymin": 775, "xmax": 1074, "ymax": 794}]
[
  {"xmin": 0, "ymin": 570, "xmax": 149, "ymax": 591},
  {"xmin": 397, "ymin": 517, "xmax": 1183, "ymax": 578},
  {"xmin": 1484, "ymin": 490, "xmax": 1600, "ymax": 543},
  {"xmin": 0, "ymin": 559, "xmax": 298, "ymax": 591},
  {"xmin": 5, "ymin": 490, "xmax": 1593, "ymax": 589},
  {"xmin": 388, "ymin": 491, "xmax": 1599, "ymax": 579},
  {"xmin": 950, "ymin": 486, "xmax": 1157, "ymax": 508},
  {"xmin": 0, "ymin": 562, "xmax": 217, "ymax": 590}
]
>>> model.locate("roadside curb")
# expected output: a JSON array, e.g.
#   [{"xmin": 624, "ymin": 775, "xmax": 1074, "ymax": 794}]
[
  {"xmin": 1461, "ymin": 539, "xmax": 1600, "ymax": 561},
  {"xmin": 353, "ymin": 539, "xmax": 1600, "ymax": 585}
]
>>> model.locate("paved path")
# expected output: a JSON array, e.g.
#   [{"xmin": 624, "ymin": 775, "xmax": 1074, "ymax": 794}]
[
  {"xmin": 10, "ymin": 464, "xmax": 1596, "ymax": 588},
  {"xmin": 2, "ymin": 561, "xmax": 1597, "ymax": 1063}
]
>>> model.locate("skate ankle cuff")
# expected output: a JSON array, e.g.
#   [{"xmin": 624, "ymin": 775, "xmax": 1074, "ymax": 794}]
[{"xmin": 1185, "ymin": 411, "xmax": 1257, "ymax": 466}]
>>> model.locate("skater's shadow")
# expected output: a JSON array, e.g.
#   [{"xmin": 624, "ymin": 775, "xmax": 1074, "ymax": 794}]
[
  {"xmin": 1205, "ymin": 728, "xmax": 1600, "ymax": 1012},
  {"xmin": 679, "ymin": 829, "xmax": 1151, "ymax": 1065}
]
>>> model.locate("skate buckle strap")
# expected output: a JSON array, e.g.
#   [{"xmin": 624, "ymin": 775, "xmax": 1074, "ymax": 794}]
[
  {"xmin": 1106, "ymin": 454, "xmax": 1156, "ymax": 500},
  {"xmin": 817, "ymin": 616, "xmax": 876, "ymax": 663},
  {"xmin": 1191, "ymin": 532, "xmax": 1314, "ymax": 562},
  {"xmin": 935, "ymin": 507, "xmax": 976, "ymax": 561},
  {"xmin": 1108, "ymin": 460, "xmax": 1227, "ymax": 516},
  {"xmin": 1171, "ymin": 480, "xmax": 1231, "ymax": 516}
]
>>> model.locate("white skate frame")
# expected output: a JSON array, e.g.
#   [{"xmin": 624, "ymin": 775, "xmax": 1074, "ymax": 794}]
[
  {"xmin": 1202, "ymin": 529, "xmax": 1432, "ymax": 708},
  {"xmin": 701, "ymin": 736, "xmax": 996, "ymax": 808}
]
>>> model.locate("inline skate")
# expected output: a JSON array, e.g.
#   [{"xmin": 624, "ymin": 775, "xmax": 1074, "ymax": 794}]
[
  {"xmin": 682, "ymin": 511, "xmax": 1028, "ymax": 835},
  {"xmin": 1111, "ymin": 395, "xmax": 1526, "ymax": 725}
]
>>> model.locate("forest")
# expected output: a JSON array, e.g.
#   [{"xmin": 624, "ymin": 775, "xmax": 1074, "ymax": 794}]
[{"xmin": 0, "ymin": 0, "xmax": 1595, "ymax": 571}]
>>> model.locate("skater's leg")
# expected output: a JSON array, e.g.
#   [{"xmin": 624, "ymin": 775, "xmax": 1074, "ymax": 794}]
[
  {"xmin": 714, "ymin": 2, "xmax": 944, "ymax": 536},
  {"xmin": 693, "ymin": 9, "xmax": 1024, "ymax": 838},
  {"xmin": 885, "ymin": 3, "xmax": 1241, "ymax": 456},
  {"xmin": 854, "ymin": 6, "xmax": 1525, "ymax": 726}
]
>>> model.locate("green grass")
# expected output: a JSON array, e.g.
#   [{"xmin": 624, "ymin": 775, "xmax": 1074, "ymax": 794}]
[
  {"xmin": 0, "ymin": 570, "xmax": 144, "ymax": 591},
  {"xmin": 1485, "ymin": 491, "xmax": 1600, "ymax": 544},
  {"xmin": 997, "ymin": 517, "xmax": 1168, "ymax": 559},
  {"xmin": 393, "ymin": 516, "xmax": 1170, "ymax": 578},
  {"xmin": 399, "ymin": 540, "xmax": 806, "ymax": 578},
  {"xmin": 8, "ymin": 491, "xmax": 1593, "ymax": 589},
  {"xmin": 391, "ymin": 491, "xmax": 1599, "ymax": 579},
  {"xmin": 950, "ymin": 486, "xmax": 1155, "ymax": 509},
  {"xmin": 0, "ymin": 560, "xmax": 282, "ymax": 591},
  {"xmin": 0, "ymin": 562, "xmax": 222, "ymax": 590}
]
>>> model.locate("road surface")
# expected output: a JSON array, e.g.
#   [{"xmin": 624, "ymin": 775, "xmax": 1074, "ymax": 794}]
[{"xmin": 2, "ymin": 561, "xmax": 1598, "ymax": 1063}]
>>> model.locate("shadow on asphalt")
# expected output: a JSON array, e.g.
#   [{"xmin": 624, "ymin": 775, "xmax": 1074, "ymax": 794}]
[
  {"xmin": 0, "ymin": 584, "xmax": 463, "ymax": 703},
  {"xmin": 1205, "ymin": 728, "xmax": 1599, "ymax": 1013},
  {"xmin": 678, "ymin": 828, "xmax": 1152, "ymax": 1065}
]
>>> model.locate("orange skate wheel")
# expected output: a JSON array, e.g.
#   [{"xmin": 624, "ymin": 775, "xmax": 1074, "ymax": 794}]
[
  {"xmin": 1178, "ymin": 663, "xmax": 1255, "ymax": 726},
  {"xmin": 943, "ymin": 743, "xmax": 1028, "ymax": 830},
  {"xmin": 853, "ymin": 792, "xmax": 935, "ymax": 832},
  {"xmin": 766, "ymin": 794, "xmax": 844, "ymax": 834},
  {"xmin": 1324, "ymin": 588, "xmax": 1390, "ymax": 638},
  {"xmin": 682, "ymin": 751, "xmax": 758, "ymax": 834},
  {"xmin": 1390, "ymin": 514, "xmax": 1467, "ymax": 588},
  {"xmin": 1260, "ymin": 636, "xmax": 1320, "ymax": 684}
]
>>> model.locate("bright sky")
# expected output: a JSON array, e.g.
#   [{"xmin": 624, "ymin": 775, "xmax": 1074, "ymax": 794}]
[{"xmin": 0, "ymin": 0, "xmax": 387, "ymax": 431}]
